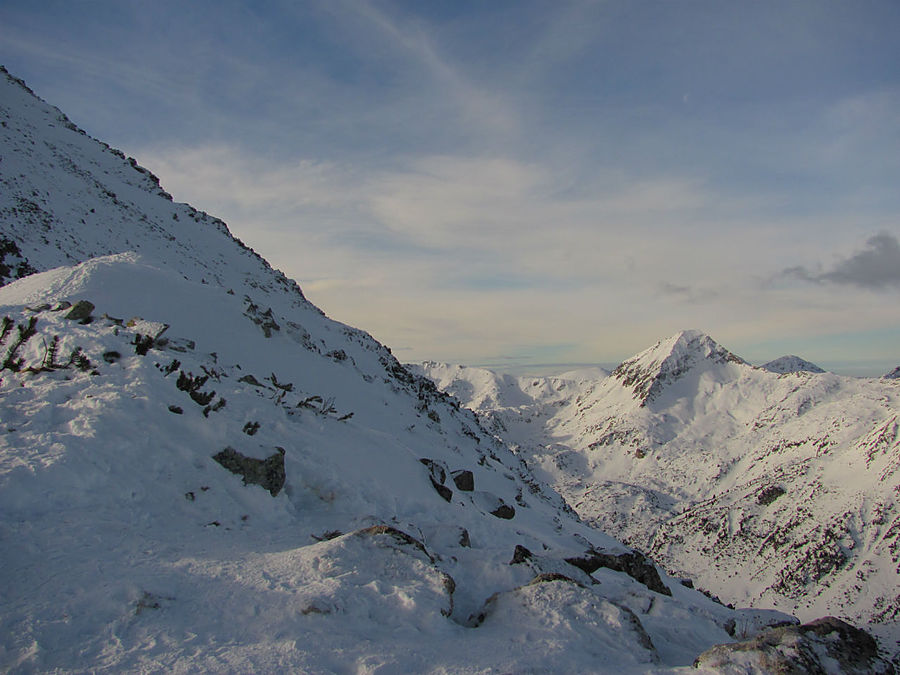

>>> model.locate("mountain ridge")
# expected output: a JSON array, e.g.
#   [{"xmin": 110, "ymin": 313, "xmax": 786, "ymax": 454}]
[
  {"xmin": 5, "ymin": 65, "xmax": 882, "ymax": 672},
  {"xmin": 418, "ymin": 333, "xmax": 900, "ymax": 663},
  {"xmin": 611, "ymin": 329, "xmax": 746, "ymax": 406},
  {"xmin": 761, "ymin": 355, "xmax": 826, "ymax": 374}
]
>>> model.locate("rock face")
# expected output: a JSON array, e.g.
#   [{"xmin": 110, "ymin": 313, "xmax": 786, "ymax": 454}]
[
  {"xmin": 694, "ymin": 616, "xmax": 895, "ymax": 674},
  {"xmin": 611, "ymin": 330, "xmax": 745, "ymax": 406},
  {"xmin": 212, "ymin": 447, "xmax": 286, "ymax": 496},
  {"xmin": 565, "ymin": 550, "xmax": 671, "ymax": 596}
]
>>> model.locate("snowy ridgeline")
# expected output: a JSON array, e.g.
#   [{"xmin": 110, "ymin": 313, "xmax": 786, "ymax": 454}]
[
  {"xmin": 0, "ymin": 65, "xmax": 897, "ymax": 673},
  {"xmin": 415, "ymin": 330, "xmax": 900, "ymax": 664}
]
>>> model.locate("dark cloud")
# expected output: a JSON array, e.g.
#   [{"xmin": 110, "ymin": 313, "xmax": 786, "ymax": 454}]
[{"xmin": 785, "ymin": 232, "xmax": 900, "ymax": 289}]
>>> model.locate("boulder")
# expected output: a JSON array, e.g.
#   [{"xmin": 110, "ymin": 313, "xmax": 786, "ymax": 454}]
[
  {"xmin": 491, "ymin": 503, "xmax": 515, "ymax": 520},
  {"xmin": 64, "ymin": 300, "xmax": 94, "ymax": 321},
  {"xmin": 566, "ymin": 549, "xmax": 671, "ymax": 596},
  {"xmin": 212, "ymin": 446, "xmax": 286, "ymax": 496},
  {"xmin": 419, "ymin": 457, "xmax": 447, "ymax": 485},
  {"xmin": 451, "ymin": 469, "xmax": 475, "ymax": 491},
  {"xmin": 420, "ymin": 458, "xmax": 453, "ymax": 502},
  {"xmin": 693, "ymin": 616, "xmax": 895, "ymax": 674}
]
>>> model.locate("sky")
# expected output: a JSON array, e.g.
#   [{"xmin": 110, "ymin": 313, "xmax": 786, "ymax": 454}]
[{"xmin": 1, "ymin": 0, "xmax": 899, "ymax": 375}]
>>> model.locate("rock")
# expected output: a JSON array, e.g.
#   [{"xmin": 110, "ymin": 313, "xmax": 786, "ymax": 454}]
[
  {"xmin": 757, "ymin": 485, "xmax": 786, "ymax": 505},
  {"xmin": 491, "ymin": 503, "xmax": 515, "ymax": 519},
  {"xmin": 565, "ymin": 549, "xmax": 671, "ymax": 596},
  {"xmin": 243, "ymin": 299, "xmax": 280, "ymax": 337},
  {"xmin": 509, "ymin": 544, "xmax": 533, "ymax": 565},
  {"xmin": 238, "ymin": 374, "xmax": 266, "ymax": 387},
  {"xmin": 64, "ymin": 300, "xmax": 94, "ymax": 321},
  {"xmin": 211, "ymin": 446, "xmax": 286, "ymax": 497},
  {"xmin": 419, "ymin": 457, "xmax": 447, "ymax": 485},
  {"xmin": 451, "ymin": 469, "xmax": 475, "ymax": 491},
  {"xmin": 473, "ymin": 490, "xmax": 516, "ymax": 519},
  {"xmin": 420, "ymin": 458, "xmax": 453, "ymax": 501},
  {"xmin": 693, "ymin": 616, "xmax": 895, "ymax": 674},
  {"xmin": 527, "ymin": 572, "xmax": 584, "ymax": 587},
  {"xmin": 353, "ymin": 525, "xmax": 435, "ymax": 563},
  {"xmin": 430, "ymin": 477, "xmax": 453, "ymax": 502}
]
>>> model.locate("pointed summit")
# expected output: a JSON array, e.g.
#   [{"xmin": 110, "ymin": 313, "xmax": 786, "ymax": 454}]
[
  {"xmin": 611, "ymin": 330, "xmax": 745, "ymax": 405},
  {"xmin": 761, "ymin": 355, "xmax": 825, "ymax": 374},
  {"xmin": 882, "ymin": 366, "xmax": 900, "ymax": 380}
]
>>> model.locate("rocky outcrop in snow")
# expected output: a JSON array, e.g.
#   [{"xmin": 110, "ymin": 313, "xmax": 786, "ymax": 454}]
[{"xmin": 694, "ymin": 616, "xmax": 895, "ymax": 674}]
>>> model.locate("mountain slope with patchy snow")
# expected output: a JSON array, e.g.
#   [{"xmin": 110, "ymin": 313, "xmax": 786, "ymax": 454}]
[{"xmin": 4, "ymin": 66, "xmax": 884, "ymax": 673}]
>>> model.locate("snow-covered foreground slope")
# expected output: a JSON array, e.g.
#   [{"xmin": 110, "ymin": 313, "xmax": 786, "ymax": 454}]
[
  {"xmin": 0, "ymin": 262, "xmax": 725, "ymax": 673},
  {"xmin": 6, "ymin": 67, "xmax": 888, "ymax": 672},
  {"xmin": 418, "ymin": 330, "xmax": 900, "ymax": 665}
]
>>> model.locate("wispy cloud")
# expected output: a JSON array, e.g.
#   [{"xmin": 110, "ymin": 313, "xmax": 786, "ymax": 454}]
[{"xmin": 5, "ymin": 0, "xmax": 900, "ymax": 373}]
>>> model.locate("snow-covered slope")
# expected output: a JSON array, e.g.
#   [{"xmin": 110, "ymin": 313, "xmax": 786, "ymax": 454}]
[
  {"xmin": 4, "ymin": 66, "xmax": 881, "ymax": 672},
  {"xmin": 419, "ymin": 332, "xmax": 900, "ymax": 665},
  {"xmin": 761, "ymin": 355, "xmax": 826, "ymax": 374}
]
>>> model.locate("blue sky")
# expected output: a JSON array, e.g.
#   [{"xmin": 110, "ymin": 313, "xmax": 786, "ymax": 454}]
[{"xmin": 2, "ymin": 1, "xmax": 899, "ymax": 375}]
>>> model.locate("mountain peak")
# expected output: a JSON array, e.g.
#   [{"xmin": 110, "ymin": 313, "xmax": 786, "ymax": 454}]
[
  {"xmin": 761, "ymin": 355, "xmax": 825, "ymax": 374},
  {"xmin": 612, "ymin": 330, "xmax": 745, "ymax": 405}
]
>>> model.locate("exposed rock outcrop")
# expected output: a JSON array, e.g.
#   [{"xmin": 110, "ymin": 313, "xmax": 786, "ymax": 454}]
[
  {"xmin": 693, "ymin": 616, "xmax": 895, "ymax": 674},
  {"xmin": 565, "ymin": 549, "xmax": 671, "ymax": 596},
  {"xmin": 211, "ymin": 446, "xmax": 286, "ymax": 496}
]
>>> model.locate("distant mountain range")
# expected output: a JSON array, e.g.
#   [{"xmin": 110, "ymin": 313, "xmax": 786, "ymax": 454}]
[{"xmin": 416, "ymin": 330, "xmax": 900, "ymax": 662}]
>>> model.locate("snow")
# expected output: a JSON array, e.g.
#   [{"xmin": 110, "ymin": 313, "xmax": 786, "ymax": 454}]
[
  {"xmin": 418, "ymin": 331, "xmax": 900, "ymax": 663},
  {"xmin": 761, "ymin": 355, "xmax": 826, "ymax": 374},
  {"xmin": 0, "ymin": 248, "xmax": 748, "ymax": 673},
  {"xmin": 3, "ymin": 66, "xmax": 849, "ymax": 673}
]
